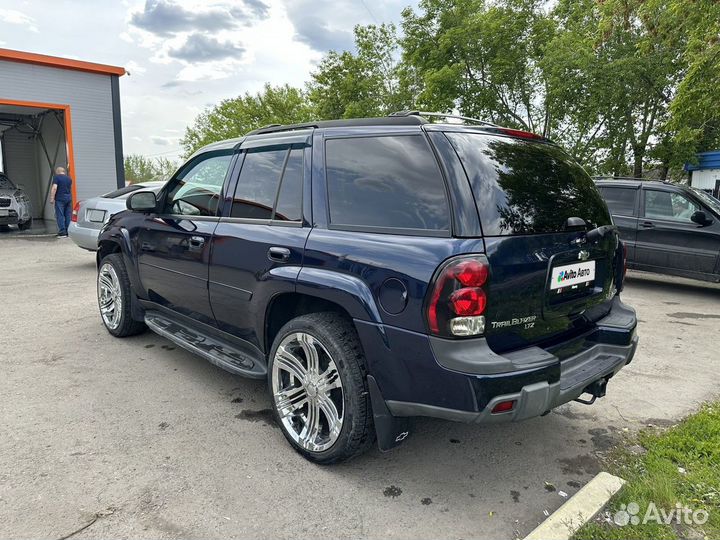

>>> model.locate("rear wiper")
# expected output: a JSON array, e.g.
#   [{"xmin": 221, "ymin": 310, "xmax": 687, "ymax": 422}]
[
  {"xmin": 565, "ymin": 217, "xmax": 617, "ymax": 244},
  {"xmin": 585, "ymin": 224, "xmax": 617, "ymax": 243}
]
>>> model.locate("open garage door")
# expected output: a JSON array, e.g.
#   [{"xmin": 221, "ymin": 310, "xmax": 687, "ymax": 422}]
[{"xmin": 0, "ymin": 100, "xmax": 75, "ymax": 230}]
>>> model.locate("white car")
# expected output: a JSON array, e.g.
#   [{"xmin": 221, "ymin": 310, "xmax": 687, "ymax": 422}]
[
  {"xmin": 0, "ymin": 173, "xmax": 32, "ymax": 231},
  {"xmin": 69, "ymin": 181, "xmax": 166, "ymax": 250}
]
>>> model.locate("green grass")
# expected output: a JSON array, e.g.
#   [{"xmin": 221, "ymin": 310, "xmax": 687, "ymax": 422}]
[{"xmin": 574, "ymin": 402, "xmax": 720, "ymax": 540}]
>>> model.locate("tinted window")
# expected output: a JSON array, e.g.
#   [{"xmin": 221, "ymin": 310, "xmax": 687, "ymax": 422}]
[
  {"xmin": 165, "ymin": 151, "xmax": 232, "ymax": 216},
  {"xmin": 644, "ymin": 190, "xmax": 699, "ymax": 222},
  {"xmin": 325, "ymin": 136, "xmax": 449, "ymax": 231},
  {"xmin": 600, "ymin": 187, "xmax": 637, "ymax": 216},
  {"xmin": 446, "ymin": 133, "xmax": 612, "ymax": 235},
  {"xmin": 231, "ymin": 148, "xmax": 286, "ymax": 219},
  {"xmin": 274, "ymin": 148, "xmax": 303, "ymax": 221}
]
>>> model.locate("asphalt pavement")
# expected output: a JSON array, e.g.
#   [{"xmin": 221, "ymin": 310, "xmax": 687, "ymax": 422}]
[{"xmin": 1, "ymin": 236, "xmax": 719, "ymax": 539}]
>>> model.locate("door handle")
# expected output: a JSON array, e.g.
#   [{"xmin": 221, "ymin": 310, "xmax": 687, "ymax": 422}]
[
  {"xmin": 268, "ymin": 246, "xmax": 291, "ymax": 262},
  {"xmin": 189, "ymin": 235, "xmax": 205, "ymax": 247},
  {"xmin": 640, "ymin": 221, "xmax": 655, "ymax": 228}
]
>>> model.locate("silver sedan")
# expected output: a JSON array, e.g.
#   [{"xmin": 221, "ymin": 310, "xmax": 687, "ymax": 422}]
[{"xmin": 68, "ymin": 181, "xmax": 165, "ymax": 251}]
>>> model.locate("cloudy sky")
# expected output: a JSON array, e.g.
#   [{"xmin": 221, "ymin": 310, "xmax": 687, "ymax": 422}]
[{"xmin": 0, "ymin": 0, "xmax": 417, "ymax": 160}]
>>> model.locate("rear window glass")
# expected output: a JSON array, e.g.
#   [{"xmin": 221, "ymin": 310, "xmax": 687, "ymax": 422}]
[
  {"xmin": 103, "ymin": 184, "xmax": 144, "ymax": 198},
  {"xmin": 446, "ymin": 133, "xmax": 611, "ymax": 235},
  {"xmin": 599, "ymin": 187, "xmax": 637, "ymax": 216},
  {"xmin": 0, "ymin": 175, "xmax": 15, "ymax": 189},
  {"xmin": 325, "ymin": 135, "xmax": 449, "ymax": 231}
]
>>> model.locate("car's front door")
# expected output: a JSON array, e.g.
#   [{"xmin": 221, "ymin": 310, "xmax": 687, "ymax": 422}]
[
  {"xmin": 209, "ymin": 137, "xmax": 311, "ymax": 352},
  {"xmin": 635, "ymin": 187, "xmax": 718, "ymax": 274},
  {"xmin": 136, "ymin": 149, "xmax": 235, "ymax": 326}
]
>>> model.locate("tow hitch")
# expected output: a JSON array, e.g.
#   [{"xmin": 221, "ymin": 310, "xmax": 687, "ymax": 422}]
[{"xmin": 574, "ymin": 378, "xmax": 609, "ymax": 405}]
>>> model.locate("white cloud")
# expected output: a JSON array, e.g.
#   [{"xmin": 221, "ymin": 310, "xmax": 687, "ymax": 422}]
[
  {"xmin": 0, "ymin": 8, "xmax": 39, "ymax": 33},
  {"xmin": 0, "ymin": 0, "xmax": 419, "ymax": 161},
  {"xmin": 125, "ymin": 60, "xmax": 147, "ymax": 75}
]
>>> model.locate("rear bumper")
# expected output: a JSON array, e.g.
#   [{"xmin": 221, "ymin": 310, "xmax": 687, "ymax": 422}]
[
  {"xmin": 363, "ymin": 296, "xmax": 637, "ymax": 424},
  {"xmin": 68, "ymin": 222, "xmax": 100, "ymax": 251},
  {"xmin": 387, "ymin": 337, "xmax": 636, "ymax": 423}
]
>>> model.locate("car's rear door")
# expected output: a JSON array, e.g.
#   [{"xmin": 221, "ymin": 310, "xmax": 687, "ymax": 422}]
[
  {"xmin": 441, "ymin": 130, "xmax": 620, "ymax": 353},
  {"xmin": 597, "ymin": 185, "xmax": 639, "ymax": 263},
  {"xmin": 209, "ymin": 133, "xmax": 311, "ymax": 352},
  {"xmin": 136, "ymin": 150, "xmax": 234, "ymax": 326},
  {"xmin": 635, "ymin": 187, "xmax": 717, "ymax": 274}
]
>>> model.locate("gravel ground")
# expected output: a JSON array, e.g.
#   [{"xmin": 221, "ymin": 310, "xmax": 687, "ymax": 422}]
[{"xmin": 1, "ymin": 237, "xmax": 719, "ymax": 540}]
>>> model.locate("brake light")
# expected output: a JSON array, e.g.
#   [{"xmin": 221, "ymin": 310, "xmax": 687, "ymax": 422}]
[
  {"xmin": 491, "ymin": 400, "xmax": 516, "ymax": 414},
  {"xmin": 71, "ymin": 201, "xmax": 81, "ymax": 222},
  {"xmin": 427, "ymin": 256, "xmax": 490, "ymax": 337},
  {"xmin": 498, "ymin": 128, "xmax": 544, "ymax": 140}
]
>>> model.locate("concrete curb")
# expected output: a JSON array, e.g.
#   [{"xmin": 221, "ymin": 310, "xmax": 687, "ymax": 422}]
[{"xmin": 524, "ymin": 471, "xmax": 626, "ymax": 540}]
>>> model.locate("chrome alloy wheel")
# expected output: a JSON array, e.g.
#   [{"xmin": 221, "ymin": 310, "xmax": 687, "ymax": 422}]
[
  {"xmin": 97, "ymin": 263, "xmax": 123, "ymax": 330},
  {"xmin": 272, "ymin": 332, "xmax": 344, "ymax": 452}
]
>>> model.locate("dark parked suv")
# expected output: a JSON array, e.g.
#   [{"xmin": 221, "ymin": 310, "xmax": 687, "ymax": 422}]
[
  {"xmin": 96, "ymin": 112, "xmax": 637, "ymax": 463},
  {"xmin": 596, "ymin": 179, "xmax": 720, "ymax": 283}
]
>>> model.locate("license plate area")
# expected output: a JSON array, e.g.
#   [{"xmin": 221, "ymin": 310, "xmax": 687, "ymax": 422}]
[
  {"xmin": 550, "ymin": 260, "xmax": 595, "ymax": 292},
  {"xmin": 87, "ymin": 209, "xmax": 106, "ymax": 222}
]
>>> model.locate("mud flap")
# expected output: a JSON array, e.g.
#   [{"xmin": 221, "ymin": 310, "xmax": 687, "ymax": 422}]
[{"xmin": 367, "ymin": 375, "xmax": 411, "ymax": 452}]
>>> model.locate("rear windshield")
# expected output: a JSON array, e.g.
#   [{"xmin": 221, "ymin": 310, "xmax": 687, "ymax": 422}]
[
  {"xmin": 445, "ymin": 132, "xmax": 611, "ymax": 235},
  {"xmin": 0, "ymin": 175, "xmax": 15, "ymax": 190},
  {"xmin": 103, "ymin": 184, "xmax": 146, "ymax": 199}
]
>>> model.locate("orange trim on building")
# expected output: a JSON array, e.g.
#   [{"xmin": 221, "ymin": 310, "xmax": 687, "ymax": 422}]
[
  {"xmin": 0, "ymin": 48, "xmax": 125, "ymax": 77},
  {"xmin": 0, "ymin": 98, "xmax": 77, "ymax": 203}
]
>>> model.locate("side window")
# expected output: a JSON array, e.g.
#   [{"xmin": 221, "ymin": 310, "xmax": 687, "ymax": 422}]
[
  {"xmin": 601, "ymin": 187, "xmax": 637, "ymax": 216},
  {"xmin": 274, "ymin": 148, "xmax": 303, "ymax": 221},
  {"xmin": 230, "ymin": 146, "xmax": 303, "ymax": 221},
  {"xmin": 644, "ymin": 190, "xmax": 699, "ymax": 222},
  {"xmin": 325, "ymin": 135, "xmax": 450, "ymax": 231},
  {"xmin": 165, "ymin": 151, "xmax": 232, "ymax": 216}
]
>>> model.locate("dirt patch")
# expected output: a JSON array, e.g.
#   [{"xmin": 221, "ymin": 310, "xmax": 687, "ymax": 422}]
[{"xmin": 558, "ymin": 454, "xmax": 601, "ymax": 476}]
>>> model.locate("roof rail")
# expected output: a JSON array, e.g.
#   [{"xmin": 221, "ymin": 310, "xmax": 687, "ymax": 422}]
[
  {"xmin": 594, "ymin": 176, "xmax": 669, "ymax": 183},
  {"xmin": 247, "ymin": 122, "xmax": 320, "ymax": 136},
  {"xmin": 389, "ymin": 110, "xmax": 498, "ymax": 127}
]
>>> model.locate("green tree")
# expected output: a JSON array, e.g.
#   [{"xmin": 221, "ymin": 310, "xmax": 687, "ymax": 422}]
[
  {"xmin": 308, "ymin": 23, "xmax": 412, "ymax": 119},
  {"xmin": 180, "ymin": 83, "xmax": 314, "ymax": 157},
  {"xmin": 124, "ymin": 155, "xmax": 177, "ymax": 184},
  {"xmin": 402, "ymin": 0, "xmax": 556, "ymax": 134}
]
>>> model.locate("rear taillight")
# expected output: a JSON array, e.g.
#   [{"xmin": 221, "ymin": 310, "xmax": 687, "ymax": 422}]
[
  {"xmin": 427, "ymin": 256, "xmax": 490, "ymax": 337},
  {"xmin": 71, "ymin": 201, "xmax": 81, "ymax": 222}
]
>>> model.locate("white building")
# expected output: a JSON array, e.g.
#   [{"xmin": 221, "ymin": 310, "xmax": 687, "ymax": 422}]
[{"xmin": 686, "ymin": 150, "xmax": 720, "ymax": 198}]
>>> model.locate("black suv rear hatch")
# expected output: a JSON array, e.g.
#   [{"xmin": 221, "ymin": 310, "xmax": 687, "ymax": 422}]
[{"xmin": 444, "ymin": 130, "xmax": 620, "ymax": 352}]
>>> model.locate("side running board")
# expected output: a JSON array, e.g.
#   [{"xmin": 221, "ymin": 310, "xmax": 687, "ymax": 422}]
[{"xmin": 144, "ymin": 312, "xmax": 267, "ymax": 379}]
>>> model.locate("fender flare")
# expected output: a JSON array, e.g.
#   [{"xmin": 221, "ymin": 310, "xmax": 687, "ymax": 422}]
[{"xmin": 295, "ymin": 267, "xmax": 384, "ymax": 327}]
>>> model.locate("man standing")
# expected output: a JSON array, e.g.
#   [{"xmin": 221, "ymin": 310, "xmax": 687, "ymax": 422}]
[{"xmin": 50, "ymin": 166, "xmax": 73, "ymax": 237}]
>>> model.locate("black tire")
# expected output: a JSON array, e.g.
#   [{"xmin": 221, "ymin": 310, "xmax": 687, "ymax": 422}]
[
  {"xmin": 267, "ymin": 312, "xmax": 375, "ymax": 464},
  {"xmin": 17, "ymin": 218, "xmax": 32, "ymax": 231},
  {"xmin": 97, "ymin": 253, "xmax": 146, "ymax": 337},
  {"xmin": 0, "ymin": 224, "xmax": 10, "ymax": 232}
]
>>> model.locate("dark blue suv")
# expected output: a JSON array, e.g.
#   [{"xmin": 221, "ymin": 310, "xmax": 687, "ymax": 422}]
[{"xmin": 96, "ymin": 112, "xmax": 638, "ymax": 463}]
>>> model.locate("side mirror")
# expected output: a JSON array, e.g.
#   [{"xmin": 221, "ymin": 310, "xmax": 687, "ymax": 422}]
[
  {"xmin": 691, "ymin": 210, "xmax": 713, "ymax": 226},
  {"xmin": 127, "ymin": 191, "xmax": 157, "ymax": 212}
]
